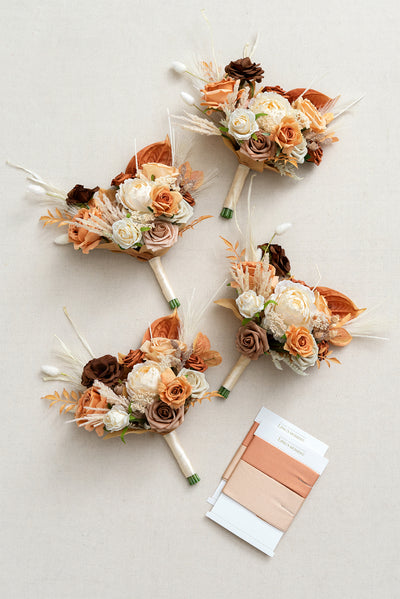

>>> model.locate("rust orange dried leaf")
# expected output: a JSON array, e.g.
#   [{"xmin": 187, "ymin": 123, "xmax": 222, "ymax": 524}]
[{"xmin": 316, "ymin": 287, "xmax": 365, "ymax": 321}]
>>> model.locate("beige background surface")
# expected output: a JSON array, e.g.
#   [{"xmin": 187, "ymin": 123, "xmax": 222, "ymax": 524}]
[{"xmin": 1, "ymin": 1, "xmax": 399, "ymax": 597}]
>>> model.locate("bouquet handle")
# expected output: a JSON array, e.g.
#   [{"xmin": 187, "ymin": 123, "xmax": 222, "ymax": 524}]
[
  {"xmin": 163, "ymin": 430, "xmax": 200, "ymax": 485},
  {"xmin": 218, "ymin": 355, "xmax": 251, "ymax": 399},
  {"xmin": 149, "ymin": 257, "xmax": 180, "ymax": 310},
  {"xmin": 221, "ymin": 164, "xmax": 250, "ymax": 219}
]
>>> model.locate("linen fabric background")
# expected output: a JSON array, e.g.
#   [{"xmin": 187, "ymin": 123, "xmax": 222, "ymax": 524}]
[{"xmin": 0, "ymin": 1, "xmax": 399, "ymax": 597}]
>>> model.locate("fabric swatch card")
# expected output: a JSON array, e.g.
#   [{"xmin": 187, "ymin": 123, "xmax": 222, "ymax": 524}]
[{"xmin": 206, "ymin": 408, "xmax": 328, "ymax": 556}]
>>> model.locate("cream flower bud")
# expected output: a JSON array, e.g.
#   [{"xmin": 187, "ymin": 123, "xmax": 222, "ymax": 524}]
[
  {"xmin": 228, "ymin": 108, "xmax": 258, "ymax": 141},
  {"xmin": 171, "ymin": 61, "xmax": 187, "ymax": 74},
  {"xmin": 181, "ymin": 91, "xmax": 196, "ymax": 106},
  {"xmin": 41, "ymin": 365, "xmax": 61, "ymax": 377},
  {"xmin": 236, "ymin": 290, "xmax": 265, "ymax": 319},
  {"xmin": 126, "ymin": 361, "xmax": 163, "ymax": 396},
  {"xmin": 103, "ymin": 406, "xmax": 130, "ymax": 432},
  {"xmin": 275, "ymin": 222, "xmax": 292, "ymax": 236},
  {"xmin": 178, "ymin": 368, "xmax": 209, "ymax": 399},
  {"xmin": 54, "ymin": 233, "xmax": 70, "ymax": 245},
  {"xmin": 112, "ymin": 218, "xmax": 142, "ymax": 249}
]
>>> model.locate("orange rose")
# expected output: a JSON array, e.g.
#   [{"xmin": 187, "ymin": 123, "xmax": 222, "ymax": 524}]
[
  {"xmin": 201, "ymin": 77, "xmax": 236, "ymax": 109},
  {"xmin": 118, "ymin": 349, "xmax": 144, "ymax": 369},
  {"xmin": 141, "ymin": 163, "xmax": 179, "ymax": 180},
  {"xmin": 158, "ymin": 368, "xmax": 192, "ymax": 408},
  {"xmin": 150, "ymin": 185, "xmax": 181, "ymax": 217},
  {"xmin": 75, "ymin": 386, "xmax": 107, "ymax": 437},
  {"xmin": 142, "ymin": 309, "xmax": 181, "ymax": 342},
  {"xmin": 284, "ymin": 325, "xmax": 315, "ymax": 357},
  {"xmin": 294, "ymin": 97, "xmax": 326, "ymax": 133},
  {"xmin": 68, "ymin": 208, "xmax": 102, "ymax": 254},
  {"xmin": 274, "ymin": 116, "xmax": 303, "ymax": 154}
]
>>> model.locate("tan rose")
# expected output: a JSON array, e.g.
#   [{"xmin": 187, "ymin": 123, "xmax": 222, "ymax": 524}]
[
  {"xmin": 284, "ymin": 325, "xmax": 315, "ymax": 357},
  {"xmin": 141, "ymin": 163, "xmax": 179, "ymax": 180},
  {"xmin": 142, "ymin": 309, "xmax": 181, "ymax": 343},
  {"xmin": 293, "ymin": 97, "xmax": 326, "ymax": 133},
  {"xmin": 68, "ymin": 208, "xmax": 102, "ymax": 254},
  {"xmin": 158, "ymin": 368, "xmax": 192, "ymax": 408},
  {"xmin": 201, "ymin": 77, "xmax": 236, "ymax": 109},
  {"xmin": 140, "ymin": 337, "xmax": 176, "ymax": 362},
  {"xmin": 150, "ymin": 185, "xmax": 182, "ymax": 216},
  {"xmin": 145, "ymin": 400, "xmax": 184, "ymax": 434},
  {"xmin": 274, "ymin": 116, "xmax": 303, "ymax": 154},
  {"xmin": 75, "ymin": 387, "xmax": 107, "ymax": 437},
  {"xmin": 235, "ymin": 322, "xmax": 269, "ymax": 360}
]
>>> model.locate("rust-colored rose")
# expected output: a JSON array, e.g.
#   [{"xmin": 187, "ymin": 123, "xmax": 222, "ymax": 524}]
[
  {"xmin": 75, "ymin": 387, "xmax": 107, "ymax": 437},
  {"xmin": 317, "ymin": 340, "xmax": 331, "ymax": 362},
  {"xmin": 185, "ymin": 354, "xmax": 208, "ymax": 372},
  {"xmin": 225, "ymin": 57, "xmax": 264, "ymax": 83},
  {"xmin": 142, "ymin": 310, "xmax": 181, "ymax": 343},
  {"xmin": 66, "ymin": 184, "xmax": 99, "ymax": 206},
  {"xmin": 306, "ymin": 145, "xmax": 323, "ymax": 165},
  {"xmin": 68, "ymin": 208, "xmax": 102, "ymax": 254},
  {"xmin": 81, "ymin": 354, "xmax": 122, "ymax": 388},
  {"xmin": 284, "ymin": 325, "xmax": 315, "ymax": 357},
  {"xmin": 235, "ymin": 322, "xmax": 269, "ymax": 360},
  {"xmin": 239, "ymin": 133, "xmax": 276, "ymax": 162},
  {"xmin": 158, "ymin": 368, "xmax": 192, "ymax": 408},
  {"xmin": 145, "ymin": 400, "xmax": 184, "ymax": 434},
  {"xmin": 201, "ymin": 77, "xmax": 236, "ymax": 109},
  {"xmin": 294, "ymin": 97, "xmax": 326, "ymax": 133},
  {"xmin": 261, "ymin": 85, "xmax": 289, "ymax": 98},
  {"xmin": 274, "ymin": 116, "xmax": 303, "ymax": 154},
  {"xmin": 118, "ymin": 349, "xmax": 144, "ymax": 369},
  {"xmin": 150, "ymin": 185, "xmax": 181, "ymax": 217},
  {"xmin": 182, "ymin": 191, "xmax": 195, "ymax": 206}
]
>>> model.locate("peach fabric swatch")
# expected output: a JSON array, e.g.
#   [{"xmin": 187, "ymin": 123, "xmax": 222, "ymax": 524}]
[
  {"xmin": 222, "ymin": 422, "xmax": 259, "ymax": 480},
  {"xmin": 223, "ymin": 460, "xmax": 304, "ymax": 532},
  {"xmin": 242, "ymin": 436, "xmax": 319, "ymax": 498}
]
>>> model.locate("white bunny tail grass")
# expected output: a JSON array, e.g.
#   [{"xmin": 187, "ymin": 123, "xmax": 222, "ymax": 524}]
[
  {"xmin": 6, "ymin": 161, "xmax": 69, "ymax": 208},
  {"xmin": 63, "ymin": 307, "xmax": 95, "ymax": 358},
  {"xmin": 180, "ymin": 280, "xmax": 228, "ymax": 348}
]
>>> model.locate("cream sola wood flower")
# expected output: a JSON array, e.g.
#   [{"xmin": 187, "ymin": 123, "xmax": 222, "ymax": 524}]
[
  {"xmin": 172, "ymin": 34, "xmax": 363, "ymax": 219},
  {"xmin": 214, "ymin": 209, "xmax": 380, "ymax": 399},
  {"xmin": 41, "ymin": 306, "xmax": 222, "ymax": 485},
  {"xmin": 7, "ymin": 127, "xmax": 215, "ymax": 310}
]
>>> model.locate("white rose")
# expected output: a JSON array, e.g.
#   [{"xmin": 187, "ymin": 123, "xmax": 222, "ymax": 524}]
[
  {"xmin": 178, "ymin": 368, "xmax": 209, "ymax": 399},
  {"xmin": 103, "ymin": 406, "xmax": 130, "ymax": 432},
  {"xmin": 170, "ymin": 199, "xmax": 193, "ymax": 224},
  {"xmin": 116, "ymin": 178, "xmax": 151, "ymax": 213},
  {"xmin": 249, "ymin": 92, "xmax": 292, "ymax": 134},
  {"xmin": 228, "ymin": 109, "xmax": 258, "ymax": 141},
  {"xmin": 290, "ymin": 137, "xmax": 308, "ymax": 164},
  {"xmin": 126, "ymin": 361, "xmax": 163, "ymax": 396},
  {"xmin": 263, "ymin": 281, "xmax": 316, "ymax": 332},
  {"xmin": 112, "ymin": 218, "xmax": 142, "ymax": 249},
  {"xmin": 236, "ymin": 290, "xmax": 265, "ymax": 319}
]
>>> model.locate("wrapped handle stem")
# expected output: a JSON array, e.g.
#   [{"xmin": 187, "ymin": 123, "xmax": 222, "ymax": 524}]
[
  {"xmin": 163, "ymin": 430, "xmax": 199, "ymax": 485},
  {"xmin": 218, "ymin": 355, "xmax": 251, "ymax": 399},
  {"xmin": 149, "ymin": 257, "xmax": 180, "ymax": 310},
  {"xmin": 221, "ymin": 164, "xmax": 250, "ymax": 219}
]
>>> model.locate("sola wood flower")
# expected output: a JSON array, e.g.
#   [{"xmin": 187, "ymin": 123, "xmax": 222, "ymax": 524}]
[
  {"xmin": 215, "ymin": 228, "xmax": 377, "ymax": 399},
  {"xmin": 42, "ymin": 308, "xmax": 221, "ymax": 484},
  {"xmin": 173, "ymin": 41, "xmax": 361, "ymax": 219},
  {"xmin": 9, "ymin": 135, "xmax": 212, "ymax": 309}
]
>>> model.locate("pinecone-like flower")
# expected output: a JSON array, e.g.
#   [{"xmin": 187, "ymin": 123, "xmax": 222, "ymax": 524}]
[
  {"xmin": 225, "ymin": 57, "xmax": 264, "ymax": 83},
  {"xmin": 258, "ymin": 243, "xmax": 291, "ymax": 278}
]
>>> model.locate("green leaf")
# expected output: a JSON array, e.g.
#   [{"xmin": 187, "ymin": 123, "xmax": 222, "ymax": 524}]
[
  {"xmin": 255, "ymin": 113, "xmax": 268, "ymax": 119},
  {"xmin": 241, "ymin": 317, "xmax": 253, "ymax": 325},
  {"xmin": 219, "ymin": 125, "xmax": 229, "ymax": 133},
  {"xmin": 251, "ymin": 133, "xmax": 259, "ymax": 141},
  {"xmin": 304, "ymin": 153, "xmax": 311, "ymax": 161},
  {"xmin": 129, "ymin": 414, "xmax": 138, "ymax": 422},
  {"xmin": 120, "ymin": 426, "xmax": 129, "ymax": 444},
  {"xmin": 151, "ymin": 174, "xmax": 155, "ymax": 181},
  {"xmin": 126, "ymin": 212, "xmax": 131, "ymax": 218},
  {"xmin": 140, "ymin": 226, "xmax": 151, "ymax": 232}
]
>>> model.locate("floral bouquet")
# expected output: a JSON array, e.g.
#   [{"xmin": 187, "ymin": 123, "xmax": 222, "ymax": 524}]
[
  {"xmin": 172, "ymin": 44, "xmax": 359, "ymax": 219},
  {"xmin": 42, "ymin": 308, "xmax": 221, "ymax": 484},
  {"xmin": 10, "ymin": 135, "xmax": 210, "ymax": 309},
  {"xmin": 215, "ymin": 226, "xmax": 370, "ymax": 398}
]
